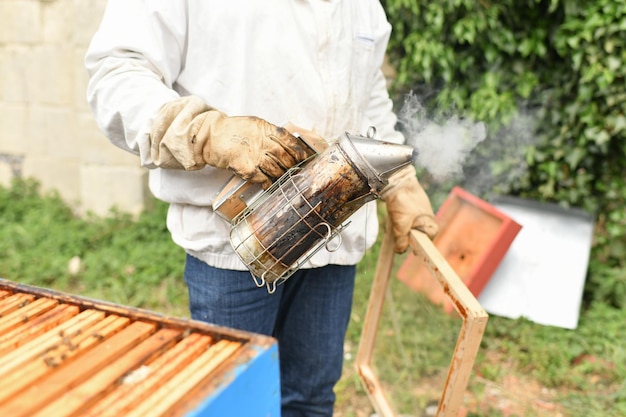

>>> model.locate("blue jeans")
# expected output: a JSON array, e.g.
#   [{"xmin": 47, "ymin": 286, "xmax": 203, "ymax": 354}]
[{"xmin": 184, "ymin": 254, "xmax": 356, "ymax": 417}]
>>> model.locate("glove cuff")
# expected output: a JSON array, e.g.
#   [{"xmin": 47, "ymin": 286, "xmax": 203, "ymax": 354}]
[
  {"xmin": 150, "ymin": 96, "xmax": 223, "ymax": 170},
  {"xmin": 381, "ymin": 164, "xmax": 419, "ymax": 201}
]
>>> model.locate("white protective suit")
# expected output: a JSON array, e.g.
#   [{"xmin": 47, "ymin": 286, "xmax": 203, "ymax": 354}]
[{"xmin": 85, "ymin": 0, "xmax": 404, "ymax": 272}]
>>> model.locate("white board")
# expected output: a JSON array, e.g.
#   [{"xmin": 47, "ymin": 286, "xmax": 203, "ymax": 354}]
[{"xmin": 477, "ymin": 197, "xmax": 594, "ymax": 329}]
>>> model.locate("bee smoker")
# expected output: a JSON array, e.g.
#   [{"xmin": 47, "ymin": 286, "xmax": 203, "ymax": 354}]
[{"xmin": 212, "ymin": 127, "xmax": 416, "ymax": 293}]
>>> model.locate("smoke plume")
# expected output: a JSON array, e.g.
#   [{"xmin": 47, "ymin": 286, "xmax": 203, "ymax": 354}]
[
  {"xmin": 396, "ymin": 91, "xmax": 540, "ymax": 203},
  {"xmin": 397, "ymin": 91, "xmax": 487, "ymax": 182}
]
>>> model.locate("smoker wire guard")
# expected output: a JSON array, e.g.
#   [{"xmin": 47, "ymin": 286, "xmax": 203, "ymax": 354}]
[
  {"xmin": 356, "ymin": 218, "xmax": 489, "ymax": 417},
  {"xmin": 228, "ymin": 162, "xmax": 351, "ymax": 294}
]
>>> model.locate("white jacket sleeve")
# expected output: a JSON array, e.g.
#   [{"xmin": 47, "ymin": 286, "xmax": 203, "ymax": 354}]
[
  {"xmin": 365, "ymin": 69, "xmax": 405, "ymax": 145},
  {"xmin": 84, "ymin": 1, "xmax": 185, "ymax": 168},
  {"xmin": 362, "ymin": 1, "xmax": 405, "ymax": 146}
]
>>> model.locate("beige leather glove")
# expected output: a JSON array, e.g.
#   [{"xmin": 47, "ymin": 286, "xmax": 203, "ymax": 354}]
[
  {"xmin": 381, "ymin": 164, "xmax": 439, "ymax": 253},
  {"xmin": 150, "ymin": 96, "xmax": 312, "ymax": 188}
]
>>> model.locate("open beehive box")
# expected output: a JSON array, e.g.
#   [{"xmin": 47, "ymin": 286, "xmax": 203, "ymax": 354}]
[
  {"xmin": 398, "ymin": 186, "xmax": 522, "ymax": 314},
  {"xmin": 0, "ymin": 278, "xmax": 279, "ymax": 417}
]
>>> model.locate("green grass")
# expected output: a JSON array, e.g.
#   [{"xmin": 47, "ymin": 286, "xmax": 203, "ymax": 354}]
[
  {"xmin": 0, "ymin": 178, "xmax": 189, "ymax": 317},
  {"xmin": 1, "ymin": 178, "xmax": 625, "ymax": 416}
]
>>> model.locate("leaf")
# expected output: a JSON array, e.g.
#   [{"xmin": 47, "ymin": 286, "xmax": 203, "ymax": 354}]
[
  {"xmin": 608, "ymin": 114, "xmax": 626, "ymax": 133},
  {"xmin": 606, "ymin": 55, "xmax": 621, "ymax": 71},
  {"xmin": 565, "ymin": 148, "xmax": 586, "ymax": 169},
  {"xmin": 584, "ymin": 127, "xmax": 611, "ymax": 146}
]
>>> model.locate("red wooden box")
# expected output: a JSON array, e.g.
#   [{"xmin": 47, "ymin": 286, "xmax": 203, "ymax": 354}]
[{"xmin": 398, "ymin": 186, "xmax": 522, "ymax": 314}]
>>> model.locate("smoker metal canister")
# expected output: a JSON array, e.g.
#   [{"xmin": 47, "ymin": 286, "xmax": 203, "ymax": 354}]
[{"xmin": 230, "ymin": 129, "xmax": 415, "ymax": 292}]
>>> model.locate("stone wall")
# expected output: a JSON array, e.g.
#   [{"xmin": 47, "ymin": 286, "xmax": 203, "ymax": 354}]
[{"xmin": 0, "ymin": 0, "xmax": 149, "ymax": 217}]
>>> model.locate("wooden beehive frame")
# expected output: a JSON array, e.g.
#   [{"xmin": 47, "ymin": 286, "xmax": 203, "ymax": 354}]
[{"xmin": 356, "ymin": 219, "xmax": 489, "ymax": 417}]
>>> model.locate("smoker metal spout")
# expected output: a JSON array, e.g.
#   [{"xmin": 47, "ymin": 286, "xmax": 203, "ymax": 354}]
[
  {"xmin": 339, "ymin": 130, "xmax": 416, "ymax": 191},
  {"xmin": 412, "ymin": 147, "xmax": 420, "ymax": 164}
]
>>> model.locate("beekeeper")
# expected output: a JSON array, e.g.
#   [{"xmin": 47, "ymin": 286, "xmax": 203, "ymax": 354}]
[{"xmin": 85, "ymin": 1, "xmax": 438, "ymax": 415}]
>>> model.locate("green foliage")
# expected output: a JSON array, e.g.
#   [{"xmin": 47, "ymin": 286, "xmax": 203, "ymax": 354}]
[{"xmin": 383, "ymin": 0, "xmax": 626, "ymax": 308}]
